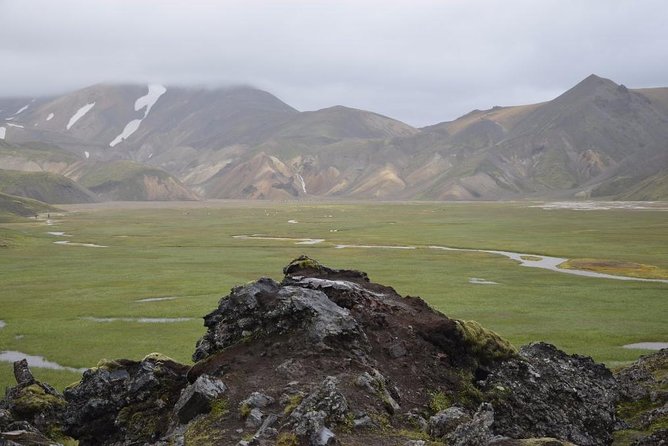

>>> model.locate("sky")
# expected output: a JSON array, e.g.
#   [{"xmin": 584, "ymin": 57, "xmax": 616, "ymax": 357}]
[{"xmin": 1, "ymin": 0, "xmax": 667, "ymax": 127}]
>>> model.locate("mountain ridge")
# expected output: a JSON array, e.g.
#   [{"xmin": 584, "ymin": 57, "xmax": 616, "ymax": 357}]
[{"xmin": 1, "ymin": 74, "xmax": 666, "ymax": 202}]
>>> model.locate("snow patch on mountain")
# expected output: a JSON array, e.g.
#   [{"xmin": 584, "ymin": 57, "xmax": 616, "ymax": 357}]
[
  {"xmin": 67, "ymin": 102, "xmax": 96, "ymax": 130},
  {"xmin": 6, "ymin": 123, "xmax": 24, "ymax": 128},
  {"xmin": 84, "ymin": 151, "xmax": 90, "ymax": 159},
  {"xmin": 109, "ymin": 84, "xmax": 166, "ymax": 147},
  {"xmin": 13, "ymin": 104, "xmax": 29, "ymax": 116},
  {"xmin": 135, "ymin": 84, "xmax": 166, "ymax": 116},
  {"xmin": 109, "ymin": 119, "xmax": 142, "ymax": 147},
  {"xmin": 46, "ymin": 113, "xmax": 54, "ymax": 121},
  {"xmin": 0, "ymin": 127, "xmax": 5, "ymax": 139}
]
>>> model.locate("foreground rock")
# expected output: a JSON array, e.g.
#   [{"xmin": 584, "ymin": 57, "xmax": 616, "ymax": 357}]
[
  {"xmin": 613, "ymin": 349, "xmax": 668, "ymax": 445},
  {"xmin": 2, "ymin": 257, "xmax": 663, "ymax": 445},
  {"xmin": 62, "ymin": 353, "xmax": 189, "ymax": 445},
  {"xmin": 482, "ymin": 343, "xmax": 619, "ymax": 445}
]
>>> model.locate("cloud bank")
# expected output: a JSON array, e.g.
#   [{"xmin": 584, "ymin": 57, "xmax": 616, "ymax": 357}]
[{"xmin": 1, "ymin": 0, "xmax": 666, "ymax": 126}]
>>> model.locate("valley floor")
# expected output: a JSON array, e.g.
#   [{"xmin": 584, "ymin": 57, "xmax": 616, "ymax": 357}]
[{"xmin": 1, "ymin": 200, "xmax": 667, "ymax": 390}]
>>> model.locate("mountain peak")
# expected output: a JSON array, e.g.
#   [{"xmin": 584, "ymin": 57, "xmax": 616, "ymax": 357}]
[{"xmin": 559, "ymin": 74, "xmax": 619, "ymax": 99}]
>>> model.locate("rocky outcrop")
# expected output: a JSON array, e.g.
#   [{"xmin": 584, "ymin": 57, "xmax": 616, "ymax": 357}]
[
  {"xmin": 2, "ymin": 257, "xmax": 663, "ymax": 446},
  {"xmin": 0, "ymin": 359, "xmax": 71, "ymax": 444},
  {"xmin": 613, "ymin": 349, "xmax": 667, "ymax": 445},
  {"xmin": 62, "ymin": 353, "xmax": 189, "ymax": 445},
  {"xmin": 481, "ymin": 342, "xmax": 619, "ymax": 445}
]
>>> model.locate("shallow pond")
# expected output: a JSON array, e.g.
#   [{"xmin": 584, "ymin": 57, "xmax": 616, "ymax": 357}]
[
  {"xmin": 80, "ymin": 317, "xmax": 193, "ymax": 323},
  {"xmin": 0, "ymin": 350, "xmax": 86, "ymax": 373},
  {"xmin": 622, "ymin": 342, "xmax": 668, "ymax": 350}
]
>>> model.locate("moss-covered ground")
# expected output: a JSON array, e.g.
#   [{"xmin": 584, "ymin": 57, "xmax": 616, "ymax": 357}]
[{"xmin": 0, "ymin": 200, "xmax": 666, "ymax": 391}]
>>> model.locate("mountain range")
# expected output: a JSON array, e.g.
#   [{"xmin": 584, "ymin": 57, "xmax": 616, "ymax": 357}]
[{"xmin": 0, "ymin": 74, "xmax": 666, "ymax": 204}]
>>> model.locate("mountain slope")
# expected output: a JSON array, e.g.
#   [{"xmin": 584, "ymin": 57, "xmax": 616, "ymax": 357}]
[
  {"xmin": 5, "ymin": 84, "xmax": 298, "ymax": 159},
  {"xmin": 395, "ymin": 75, "xmax": 668, "ymax": 199},
  {"xmin": 76, "ymin": 160, "xmax": 199, "ymax": 201},
  {"xmin": 0, "ymin": 191, "xmax": 57, "ymax": 221},
  {"xmin": 1, "ymin": 75, "xmax": 667, "ymax": 201},
  {"xmin": 0, "ymin": 169, "xmax": 97, "ymax": 204}
]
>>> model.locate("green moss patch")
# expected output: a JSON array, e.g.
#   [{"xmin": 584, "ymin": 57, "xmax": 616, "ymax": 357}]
[
  {"xmin": 455, "ymin": 319, "xmax": 518, "ymax": 365},
  {"xmin": 12, "ymin": 384, "xmax": 66, "ymax": 417}
]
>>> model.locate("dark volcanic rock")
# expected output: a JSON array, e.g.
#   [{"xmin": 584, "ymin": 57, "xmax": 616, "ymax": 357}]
[
  {"xmin": 3, "ymin": 257, "xmax": 658, "ymax": 446},
  {"xmin": 192, "ymin": 276, "xmax": 368, "ymax": 362},
  {"xmin": 173, "ymin": 373, "xmax": 227, "ymax": 424},
  {"xmin": 62, "ymin": 354, "xmax": 189, "ymax": 446},
  {"xmin": 613, "ymin": 349, "xmax": 668, "ymax": 446},
  {"xmin": 288, "ymin": 376, "xmax": 349, "ymax": 443},
  {"xmin": 12, "ymin": 360, "xmax": 35, "ymax": 387},
  {"xmin": 446, "ymin": 402, "xmax": 496, "ymax": 446},
  {"xmin": 0, "ymin": 361, "xmax": 68, "ymax": 444},
  {"xmin": 428, "ymin": 405, "xmax": 470, "ymax": 438},
  {"xmin": 482, "ymin": 342, "xmax": 619, "ymax": 446}
]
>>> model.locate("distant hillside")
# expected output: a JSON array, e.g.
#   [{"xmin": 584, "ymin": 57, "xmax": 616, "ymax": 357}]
[
  {"xmin": 0, "ymin": 141, "xmax": 197, "ymax": 202},
  {"xmin": 0, "ymin": 169, "xmax": 97, "ymax": 204},
  {"xmin": 0, "ymin": 191, "xmax": 57, "ymax": 222},
  {"xmin": 1, "ymin": 75, "xmax": 666, "ymax": 201},
  {"xmin": 76, "ymin": 160, "xmax": 199, "ymax": 201}
]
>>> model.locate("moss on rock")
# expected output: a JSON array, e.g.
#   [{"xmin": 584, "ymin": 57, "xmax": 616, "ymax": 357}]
[
  {"xmin": 283, "ymin": 255, "xmax": 324, "ymax": 275},
  {"xmin": 454, "ymin": 319, "xmax": 518, "ymax": 365},
  {"xmin": 12, "ymin": 384, "xmax": 66, "ymax": 418}
]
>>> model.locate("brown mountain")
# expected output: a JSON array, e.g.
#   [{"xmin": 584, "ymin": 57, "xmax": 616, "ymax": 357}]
[{"xmin": 1, "ymin": 75, "xmax": 666, "ymax": 201}]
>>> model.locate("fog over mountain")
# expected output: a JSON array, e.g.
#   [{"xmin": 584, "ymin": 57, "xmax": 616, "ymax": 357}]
[{"xmin": 1, "ymin": 0, "xmax": 667, "ymax": 126}]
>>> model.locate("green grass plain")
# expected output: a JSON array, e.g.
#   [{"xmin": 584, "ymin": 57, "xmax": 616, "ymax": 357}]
[{"xmin": 1, "ymin": 200, "xmax": 667, "ymax": 391}]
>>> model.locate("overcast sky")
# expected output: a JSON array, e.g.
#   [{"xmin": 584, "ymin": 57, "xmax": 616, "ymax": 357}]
[{"xmin": 1, "ymin": 0, "xmax": 667, "ymax": 126}]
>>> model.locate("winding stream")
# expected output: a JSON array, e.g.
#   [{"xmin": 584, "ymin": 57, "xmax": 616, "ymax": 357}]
[
  {"xmin": 234, "ymin": 235, "xmax": 668, "ymax": 284},
  {"xmin": 427, "ymin": 245, "xmax": 668, "ymax": 283}
]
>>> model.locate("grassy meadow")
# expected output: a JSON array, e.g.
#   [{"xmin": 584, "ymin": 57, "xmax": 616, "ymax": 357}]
[{"xmin": 1, "ymin": 200, "xmax": 667, "ymax": 391}]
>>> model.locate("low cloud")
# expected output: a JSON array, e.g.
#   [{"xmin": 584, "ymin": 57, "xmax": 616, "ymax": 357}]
[{"xmin": 1, "ymin": 0, "xmax": 666, "ymax": 126}]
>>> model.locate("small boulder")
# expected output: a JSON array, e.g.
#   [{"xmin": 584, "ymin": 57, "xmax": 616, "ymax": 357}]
[
  {"xmin": 241, "ymin": 392, "xmax": 275, "ymax": 410},
  {"xmin": 352, "ymin": 413, "xmax": 375, "ymax": 429},
  {"xmin": 245, "ymin": 407, "xmax": 264, "ymax": 429},
  {"xmin": 354, "ymin": 369, "xmax": 400, "ymax": 414},
  {"xmin": 12, "ymin": 360, "xmax": 35, "ymax": 386},
  {"xmin": 428, "ymin": 406, "xmax": 470, "ymax": 438},
  {"xmin": 290, "ymin": 377, "xmax": 348, "ymax": 443},
  {"xmin": 173, "ymin": 374, "xmax": 227, "ymax": 424},
  {"xmin": 445, "ymin": 403, "xmax": 495, "ymax": 446},
  {"xmin": 313, "ymin": 426, "xmax": 337, "ymax": 446}
]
